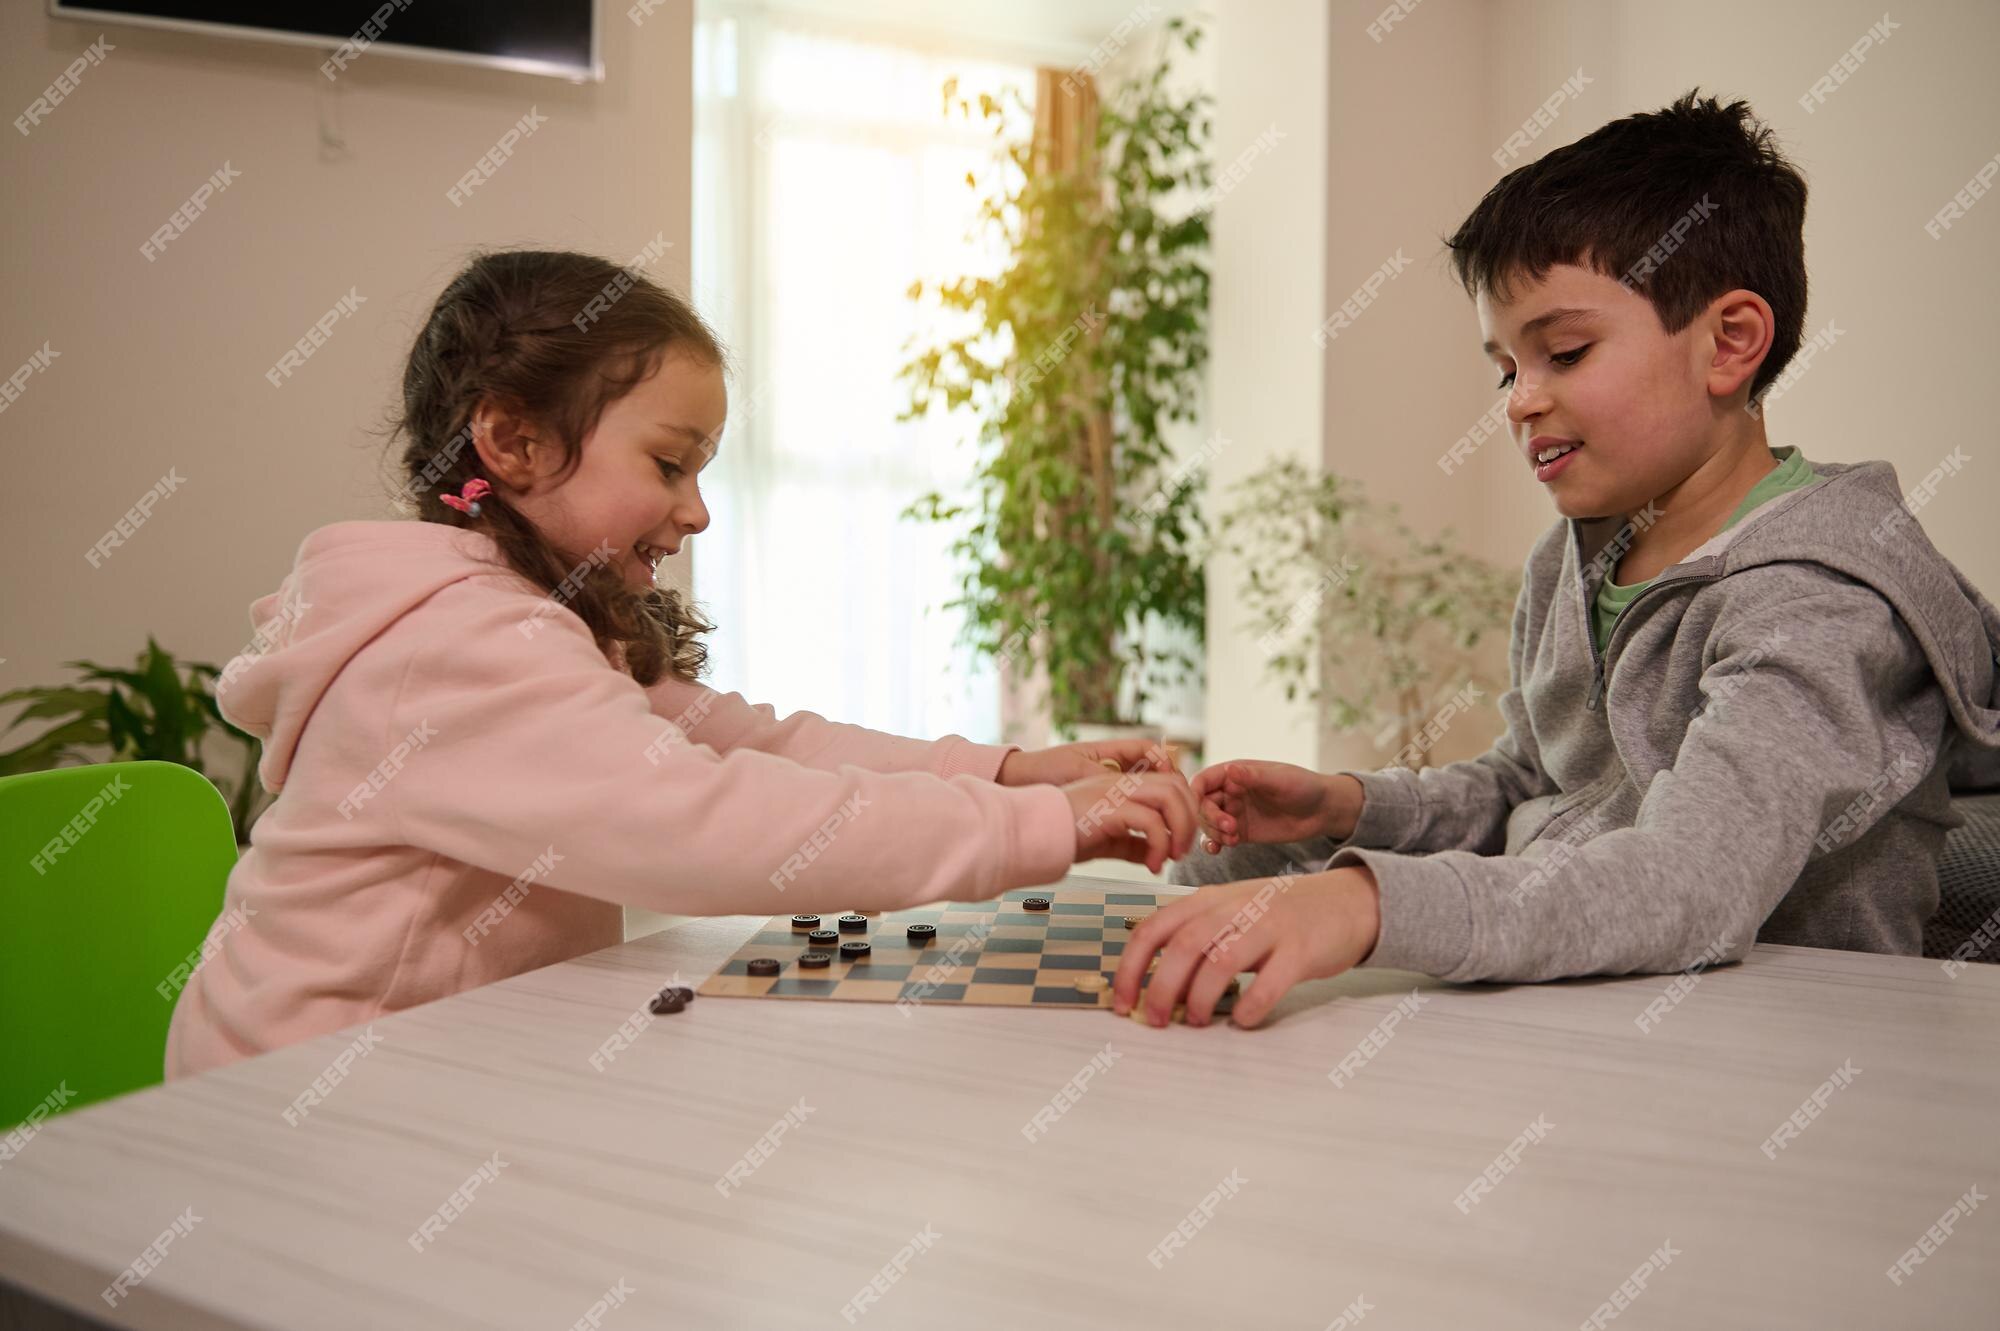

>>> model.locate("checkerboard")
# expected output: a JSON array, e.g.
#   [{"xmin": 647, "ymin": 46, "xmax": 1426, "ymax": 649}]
[{"xmin": 700, "ymin": 886, "xmax": 1226, "ymax": 1011}]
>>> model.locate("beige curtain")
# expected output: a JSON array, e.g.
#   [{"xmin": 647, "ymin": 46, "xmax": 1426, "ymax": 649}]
[{"xmin": 1034, "ymin": 67, "xmax": 1099, "ymax": 178}]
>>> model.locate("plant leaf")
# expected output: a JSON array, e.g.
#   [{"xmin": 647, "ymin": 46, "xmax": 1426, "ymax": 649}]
[
  {"xmin": 0, "ymin": 717, "xmax": 110, "ymax": 776},
  {"xmin": 0, "ymin": 687, "xmax": 108, "ymax": 732},
  {"xmin": 104, "ymin": 686, "xmax": 144, "ymax": 759},
  {"xmin": 145, "ymin": 641, "xmax": 191, "ymax": 755}
]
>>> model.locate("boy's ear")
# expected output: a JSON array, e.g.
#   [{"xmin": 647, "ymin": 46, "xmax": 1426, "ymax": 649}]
[
  {"xmin": 1706, "ymin": 289, "xmax": 1775, "ymax": 401},
  {"xmin": 468, "ymin": 398, "xmax": 549, "ymax": 491}
]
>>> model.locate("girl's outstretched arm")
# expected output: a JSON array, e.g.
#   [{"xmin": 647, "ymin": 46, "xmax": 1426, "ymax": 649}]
[
  {"xmin": 642, "ymin": 673, "xmax": 1010, "ymax": 782},
  {"xmin": 380, "ymin": 576, "xmax": 1077, "ymax": 917}
]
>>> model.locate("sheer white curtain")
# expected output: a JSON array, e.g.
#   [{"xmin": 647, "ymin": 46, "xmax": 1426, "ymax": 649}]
[{"xmin": 690, "ymin": 9, "xmax": 1035, "ymax": 743}]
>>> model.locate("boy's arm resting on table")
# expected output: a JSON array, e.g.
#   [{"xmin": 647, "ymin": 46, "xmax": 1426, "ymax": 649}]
[
  {"xmin": 642, "ymin": 673, "xmax": 1011, "ymax": 781},
  {"xmin": 384, "ymin": 582, "xmax": 1073, "ymax": 916},
  {"xmin": 1332, "ymin": 580, "xmax": 1947, "ymax": 983}
]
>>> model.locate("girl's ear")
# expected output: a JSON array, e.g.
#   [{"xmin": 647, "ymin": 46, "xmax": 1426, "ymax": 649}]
[{"xmin": 468, "ymin": 399, "xmax": 547, "ymax": 492}]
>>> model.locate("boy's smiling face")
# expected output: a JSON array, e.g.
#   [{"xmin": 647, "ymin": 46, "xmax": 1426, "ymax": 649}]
[{"xmin": 1477, "ymin": 261, "xmax": 1738, "ymax": 522}]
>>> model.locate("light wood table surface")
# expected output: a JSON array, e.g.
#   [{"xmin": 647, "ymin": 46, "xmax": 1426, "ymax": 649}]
[{"xmin": 3, "ymin": 876, "xmax": 1996, "ymax": 1329}]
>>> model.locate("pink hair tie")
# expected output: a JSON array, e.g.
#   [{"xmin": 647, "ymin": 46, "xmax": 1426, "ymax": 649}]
[{"xmin": 440, "ymin": 478, "xmax": 493, "ymax": 517}]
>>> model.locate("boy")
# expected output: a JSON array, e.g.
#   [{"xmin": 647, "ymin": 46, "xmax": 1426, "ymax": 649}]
[{"xmin": 1118, "ymin": 90, "xmax": 2000, "ymax": 1029}]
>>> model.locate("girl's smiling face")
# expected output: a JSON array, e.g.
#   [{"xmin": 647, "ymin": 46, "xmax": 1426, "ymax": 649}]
[
  {"xmin": 481, "ymin": 346, "xmax": 726, "ymax": 589},
  {"xmin": 1476, "ymin": 261, "xmax": 1723, "ymax": 521}
]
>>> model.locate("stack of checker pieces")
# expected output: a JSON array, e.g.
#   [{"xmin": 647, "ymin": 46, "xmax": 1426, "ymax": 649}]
[{"xmin": 700, "ymin": 886, "xmax": 1232, "ymax": 1012}]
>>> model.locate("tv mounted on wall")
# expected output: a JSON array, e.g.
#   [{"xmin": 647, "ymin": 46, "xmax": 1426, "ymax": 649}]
[{"xmin": 47, "ymin": 2, "xmax": 601, "ymax": 83}]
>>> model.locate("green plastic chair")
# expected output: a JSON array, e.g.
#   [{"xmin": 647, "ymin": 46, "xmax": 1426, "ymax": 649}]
[{"xmin": 1, "ymin": 761, "xmax": 237, "ymax": 1128}]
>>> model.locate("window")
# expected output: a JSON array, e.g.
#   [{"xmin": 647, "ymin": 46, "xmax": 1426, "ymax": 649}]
[{"xmin": 692, "ymin": 9, "xmax": 1035, "ymax": 742}]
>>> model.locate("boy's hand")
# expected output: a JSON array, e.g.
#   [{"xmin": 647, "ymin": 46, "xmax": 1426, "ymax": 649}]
[
  {"xmin": 1063, "ymin": 771, "xmax": 1200, "ymax": 876},
  {"xmin": 1192, "ymin": 760, "xmax": 1359, "ymax": 852},
  {"xmin": 1112, "ymin": 868, "xmax": 1381, "ymax": 1028},
  {"xmin": 999, "ymin": 738, "xmax": 1182, "ymax": 788}
]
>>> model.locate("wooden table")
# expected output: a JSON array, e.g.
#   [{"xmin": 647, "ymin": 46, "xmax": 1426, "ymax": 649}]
[{"xmin": 3, "ymin": 876, "xmax": 1996, "ymax": 1329}]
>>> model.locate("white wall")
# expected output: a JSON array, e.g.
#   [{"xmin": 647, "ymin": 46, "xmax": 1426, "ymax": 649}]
[
  {"xmin": 1313, "ymin": 0, "xmax": 1509, "ymax": 774},
  {"xmin": 1200, "ymin": 0, "xmax": 1334, "ymax": 771},
  {"xmin": 0, "ymin": 0, "xmax": 697, "ymax": 705}
]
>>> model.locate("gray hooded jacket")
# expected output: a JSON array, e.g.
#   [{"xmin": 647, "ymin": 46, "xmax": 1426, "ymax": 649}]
[{"xmin": 1177, "ymin": 449, "xmax": 2000, "ymax": 981}]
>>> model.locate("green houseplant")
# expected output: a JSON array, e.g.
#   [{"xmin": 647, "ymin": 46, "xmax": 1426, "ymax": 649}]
[
  {"xmin": 0, "ymin": 637, "xmax": 268, "ymax": 843},
  {"xmin": 899, "ymin": 18, "xmax": 1212, "ymax": 737},
  {"xmin": 1219, "ymin": 459, "xmax": 1519, "ymax": 770}
]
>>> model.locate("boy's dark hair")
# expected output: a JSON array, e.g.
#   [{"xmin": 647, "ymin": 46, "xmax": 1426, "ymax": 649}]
[
  {"xmin": 386, "ymin": 249, "xmax": 719, "ymax": 688},
  {"xmin": 1444, "ymin": 88, "xmax": 1808, "ymax": 402}
]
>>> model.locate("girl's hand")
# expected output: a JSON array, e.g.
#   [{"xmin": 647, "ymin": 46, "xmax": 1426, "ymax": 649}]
[
  {"xmin": 999, "ymin": 738, "xmax": 1183, "ymax": 789},
  {"xmin": 1192, "ymin": 760, "xmax": 1358, "ymax": 852},
  {"xmin": 1111, "ymin": 867, "xmax": 1381, "ymax": 1028},
  {"xmin": 1062, "ymin": 771, "xmax": 1200, "ymax": 876}
]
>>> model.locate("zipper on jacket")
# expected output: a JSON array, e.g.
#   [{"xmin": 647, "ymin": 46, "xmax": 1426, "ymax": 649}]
[
  {"xmin": 1580, "ymin": 557, "xmax": 1714, "ymax": 712},
  {"xmin": 1579, "ymin": 472, "xmax": 1835, "ymax": 708}
]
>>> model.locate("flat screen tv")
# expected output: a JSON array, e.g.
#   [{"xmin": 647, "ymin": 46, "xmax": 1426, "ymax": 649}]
[{"xmin": 47, "ymin": 2, "xmax": 601, "ymax": 82}]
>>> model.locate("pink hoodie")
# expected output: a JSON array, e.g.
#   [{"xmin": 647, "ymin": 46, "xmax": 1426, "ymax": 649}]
[{"xmin": 164, "ymin": 521, "xmax": 1076, "ymax": 1077}]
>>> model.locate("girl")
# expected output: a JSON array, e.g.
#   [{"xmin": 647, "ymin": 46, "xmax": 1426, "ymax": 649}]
[{"xmin": 165, "ymin": 249, "xmax": 1198, "ymax": 1076}]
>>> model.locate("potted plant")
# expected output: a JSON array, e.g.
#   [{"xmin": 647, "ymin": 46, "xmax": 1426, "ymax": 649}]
[
  {"xmin": 898, "ymin": 18, "xmax": 1211, "ymax": 740},
  {"xmin": 0, "ymin": 637, "xmax": 268, "ymax": 844},
  {"xmin": 1218, "ymin": 459, "xmax": 1518, "ymax": 770}
]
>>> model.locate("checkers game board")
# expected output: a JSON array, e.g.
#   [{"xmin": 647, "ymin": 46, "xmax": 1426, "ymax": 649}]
[{"xmin": 700, "ymin": 886, "xmax": 1229, "ymax": 1012}]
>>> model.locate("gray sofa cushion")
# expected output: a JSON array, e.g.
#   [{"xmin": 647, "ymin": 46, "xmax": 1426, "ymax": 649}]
[{"xmin": 1925, "ymin": 792, "xmax": 2000, "ymax": 965}]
